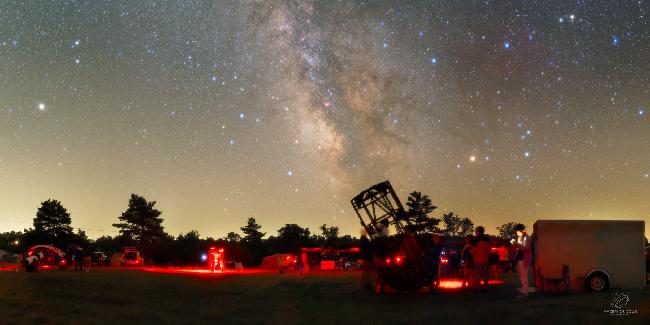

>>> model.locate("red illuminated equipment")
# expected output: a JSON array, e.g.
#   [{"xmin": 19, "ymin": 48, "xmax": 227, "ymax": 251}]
[
  {"xmin": 121, "ymin": 247, "xmax": 144, "ymax": 266},
  {"xmin": 207, "ymin": 247, "xmax": 225, "ymax": 273},
  {"xmin": 26, "ymin": 245, "xmax": 67, "ymax": 270}
]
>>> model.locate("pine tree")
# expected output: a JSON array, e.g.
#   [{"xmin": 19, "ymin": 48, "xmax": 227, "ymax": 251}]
[
  {"xmin": 404, "ymin": 191, "xmax": 440, "ymax": 234},
  {"xmin": 240, "ymin": 217, "xmax": 265, "ymax": 244},
  {"xmin": 113, "ymin": 194, "xmax": 166, "ymax": 246}
]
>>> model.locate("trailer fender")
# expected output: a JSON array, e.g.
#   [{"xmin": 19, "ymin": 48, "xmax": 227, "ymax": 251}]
[{"xmin": 585, "ymin": 268, "xmax": 611, "ymax": 283}]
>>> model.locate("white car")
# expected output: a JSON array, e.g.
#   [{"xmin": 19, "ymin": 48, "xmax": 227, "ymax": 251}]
[{"xmin": 121, "ymin": 247, "xmax": 144, "ymax": 266}]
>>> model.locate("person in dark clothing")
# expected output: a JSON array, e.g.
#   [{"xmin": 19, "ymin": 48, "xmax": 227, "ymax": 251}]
[
  {"xmin": 424, "ymin": 234, "xmax": 442, "ymax": 292},
  {"xmin": 359, "ymin": 233, "xmax": 373, "ymax": 289},
  {"xmin": 73, "ymin": 247, "xmax": 84, "ymax": 271},
  {"xmin": 461, "ymin": 236, "xmax": 474, "ymax": 288},
  {"xmin": 471, "ymin": 226, "xmax": 491, "ymax": 292}
]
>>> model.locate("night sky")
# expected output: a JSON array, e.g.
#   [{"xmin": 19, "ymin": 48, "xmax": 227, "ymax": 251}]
[{"xmin": 1, "ymin": 1, "xmax": 648, "ymax": 238}]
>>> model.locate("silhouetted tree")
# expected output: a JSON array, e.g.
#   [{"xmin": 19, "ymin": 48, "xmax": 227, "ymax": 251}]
[
  {"xmin": 224, "ymin": 232, "xmax": 242, "ymax": 243},
  {"xmin": 73, "ymin": 228, "xmax": 91, "ymax": 248},
  {"xmin": 276, "ymin": 224, "xmax": 311, "ymax": 251},
  {"xmin": 319, "ymin": 224, "xmax": 339, "ymax": 241},
  {"xmin": 32, "ymin": 199, "xmax": 74, "ymax": 247},
  {"xmin": 240, "ymin": 217, "xmax": 265, "ymax": 244},
  {"xmin": 0, "ymin": 231, "xmax": 24, "ymax": 254},
  {"xmin": 441, "ymin": 212, "xmax": 474, "ymax": 237},
  {"xmin": 175, "ymin": 230, "xmax": 201, "ymax": 265},
  {"xmin": 403, "ymin": 191, "xmax": 440, "ymax": 234},
  {"xmin": 240, "ymin": 218, "xmax": 266, "ymax": 265},
  {"xmin": 496, "ymin": 222, "xmax": 520, "ymax": 240},
  {"xmin": 113, "ymin": 194, "xmax": 166, "ymax": 246}
]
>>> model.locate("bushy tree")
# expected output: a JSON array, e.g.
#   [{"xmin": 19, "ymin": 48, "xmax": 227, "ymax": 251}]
[
  {"xmin": 0, "ymin": 231, "xmax": 23, "ymax": 254},
  {"xmin": 496, "ymin": 222, "xmax": 520, "ymax": 240},
  {"xmin": 224, "ymin": 232, "xmax": 242, "ymax": 243},
  {"xmin": 113, "ymin": 194, "xmax": 167, "ymax": 263},
  {"xmin": 240, "ymin": 217, "xmax": 266, "ymax": 265},
  {"xmin": 175, "ymin": 230, "xmax": 202, "ymax": 265},
  {"xmin": 113, "ymin": 194, "xmax": 166, "ymax": 246},
  {"xmin": 276, "ymin": 224, "xmax": 311, "ymax": 252},
  {"xmin": 441, "ymin": 212, "xmax": 474, "ymax": 237},
  {"xmin": 319, "ymin": 224, "xmax": 339, "ymax": 241},
  {"xmin": 403, "ymin": 191, "xmax": 440, "ymax": 234},
  {"xmin": 32, "ymin": 199, "xmax": 74, "ymax": 247},
  {"xmin": 240, "ymin": 217, "xmax": 265, "ymax": 244}
]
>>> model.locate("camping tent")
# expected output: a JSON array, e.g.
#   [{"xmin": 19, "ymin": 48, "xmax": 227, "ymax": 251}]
[{"xmin": 259, "ymin": 254, "xmax": 295, "ymax": 270}]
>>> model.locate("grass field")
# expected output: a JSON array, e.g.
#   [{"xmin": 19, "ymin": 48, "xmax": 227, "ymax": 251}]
[{"xmin": 0, "ymin": 268, "xmax": 648, "ymax": 324}]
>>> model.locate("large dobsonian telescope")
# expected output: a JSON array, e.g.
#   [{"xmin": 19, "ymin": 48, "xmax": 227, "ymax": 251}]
[{"xmin": 351, "ymin": 180, "xmax": 433, "ymax": 293}]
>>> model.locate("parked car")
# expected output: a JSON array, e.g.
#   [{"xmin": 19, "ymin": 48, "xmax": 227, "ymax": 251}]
[
  {"xmin": 26, "ymin": 245, "xmax": 67, "ymax": 270},
  {"xmin": 91, "ymin": 252, "xmax": 110, "ymax": 266},
  {"xmin": 121, "ymin": 247, "xmax": 143, "ymax": 266}
]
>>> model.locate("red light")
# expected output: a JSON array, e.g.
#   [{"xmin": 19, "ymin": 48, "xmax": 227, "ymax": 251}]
[
  {"xmin": 385, "ymin": 258, "xmax": 391, "ymax": 264},
  {"xmin": 61, "ymin": 259, "xmax": 66, "ymax": 264},
  {"xmin": 286, "ymin": 256, "xmax": 291, "ymax": 260},
  {"xmin": 394, "ymin": 256, "xmax": 403, "ymax": 265},
  {"xmin": 440, "ymin": 257, "xmax": 448, "ymax": 264}
]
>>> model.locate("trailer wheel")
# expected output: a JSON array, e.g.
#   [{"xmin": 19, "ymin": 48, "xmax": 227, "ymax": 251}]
[{"xmin": 587, "ymin": 272, "xmax": 609, "ymax": 292}]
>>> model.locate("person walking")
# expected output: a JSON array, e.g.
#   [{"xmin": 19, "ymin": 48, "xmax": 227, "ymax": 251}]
[
  {"xmin": 511, "ymin": 223, "xmax": 532, "ymax": 298},
  {"xmin": 471, "ymin": 226, "xmax": 491, "ymax": 292}
]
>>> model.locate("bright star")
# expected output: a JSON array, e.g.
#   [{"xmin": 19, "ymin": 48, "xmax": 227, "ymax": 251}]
[
  {"xmin": 470, "ymin": 156, "xmax": 476, "ymax": 162},
  {"xmin": 38, "ymin": 103, "xmax": 46, "ymax": 111},
  {"xmin": 503, "ymin": 41, "xmax": 511, "ymax": 49},
  {"xmin": 611, "ymin": 35, "xmax": 619, "ymax": 47},
  {"xmin": 431, "ymin": 57, "xmax": 437, "ymax": 65},
  {"xmin": 524, "ymin": 151, "xmax": 530, "ymax": 158}
]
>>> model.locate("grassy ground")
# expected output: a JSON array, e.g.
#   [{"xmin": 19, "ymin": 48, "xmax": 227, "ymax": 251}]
[{"xmin": 0, "ymin": 268, "xmax": 648, "ymax": 324}]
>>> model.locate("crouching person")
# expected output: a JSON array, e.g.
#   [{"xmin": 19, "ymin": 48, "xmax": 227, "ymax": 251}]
[{"xmin": 23, "ymin": 252, "xmax": 43, "ymax": 272}]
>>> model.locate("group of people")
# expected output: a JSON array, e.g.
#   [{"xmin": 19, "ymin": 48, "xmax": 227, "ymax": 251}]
[
  {"xmin": 460, "ymin": 226, "xmax": 492, "ymax": 292},
  {"xmin": 360, "ymin": 220, "xmax": 533, "ymax": 298}
]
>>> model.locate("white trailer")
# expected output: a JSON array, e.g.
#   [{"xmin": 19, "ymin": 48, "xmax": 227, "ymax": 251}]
[{"xmin": 533, "ymin": 220, "xmax": 646, "ymax": 291}]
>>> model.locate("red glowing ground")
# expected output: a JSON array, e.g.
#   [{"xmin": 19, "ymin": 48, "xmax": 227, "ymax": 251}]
[
  {"xmin": 438, "ymin": 278, "xmax": 505, "ymax": 289},
  {"xmin": 140, "ymin": 267, "xmax": 272, "ymax": 276}
]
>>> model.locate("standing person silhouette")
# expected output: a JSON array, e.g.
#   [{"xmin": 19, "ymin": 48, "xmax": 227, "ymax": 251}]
[
  {"xmin": 359, "ymin": 232, "xmax": 373, "ymax": 289},
  {"xmin": 511, "ymin": 224, "xmax": 532, "ymax": 298},
  {"xmin": 471, "ymin": 226, "xmax": 491, "ymax": 292}
]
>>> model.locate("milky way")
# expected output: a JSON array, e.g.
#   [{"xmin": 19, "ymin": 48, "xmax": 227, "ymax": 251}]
[{"xmin": 0, "ymin": 1, "xmax": 648, "ymax": 238}]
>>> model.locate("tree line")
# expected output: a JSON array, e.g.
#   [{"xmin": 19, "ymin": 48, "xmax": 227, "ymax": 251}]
[{"xmin": 0, "ymin": 191, "xmax": 526, "ymax": 266}]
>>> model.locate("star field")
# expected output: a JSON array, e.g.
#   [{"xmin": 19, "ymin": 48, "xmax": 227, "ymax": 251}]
[{"xmin": 0, "ymin": 1, "xmax": 649, "ymax": 237}]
